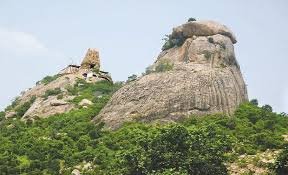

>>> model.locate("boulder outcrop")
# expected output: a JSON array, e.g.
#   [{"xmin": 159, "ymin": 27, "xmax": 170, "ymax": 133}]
[
  {"xmin": 95, "ymin": 20, "xmax": 248, "ymax": 130},
  {"xmin": 23, "ymin": 96, "xmax": 74, "ymax": 119}
]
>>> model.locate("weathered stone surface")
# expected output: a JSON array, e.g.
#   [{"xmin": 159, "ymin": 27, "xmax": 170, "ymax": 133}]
[
  {"xmin": 95, "ymin": 20, "xmax": 247, "ymax": 130},
  {"xmin": 81, "ymin": 48, "xmax": 100, "ymax": 69},
  {"xmin": 23, "ymin": 96, "xmax": 74, "ymax": 119}
]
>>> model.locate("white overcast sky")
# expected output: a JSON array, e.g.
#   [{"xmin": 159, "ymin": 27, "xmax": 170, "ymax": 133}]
[{"xmin": 0, "ymin": 0, "xmax": 287, "ymax": 113}]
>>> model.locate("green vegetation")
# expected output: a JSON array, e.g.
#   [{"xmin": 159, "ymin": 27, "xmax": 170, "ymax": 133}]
[
  {"xmin": 208, "ymin": 37, "xmax": 214, "ymax": 44},
  {"xmin": 194, "ymin": 102, "xmax": 288, "ymax": 154},
  {"xmin": 188, "ymin": 17, "xmax": 196, "ymax": 22},
  {"xmin": 126, "ymin": 74, "xmax": 137, "ymax": 83},
  {"xmin": 92, "ymin": 67, "xmax": 100, "ymax": 74},
  {"xmin": 155, "ymin": 60, "xmax": 174, "ymax": 72},
  {"xmin": 67, "ymin": 79, "xmax": 121, "ymax": 104},
  {"xmin": 94, "ymin": 124, "xmax": 230, "ymax": 175},
  {"xmin": 5, "ymin": 97, "xmax": 20, "ymax": 111},
  {"xmin": 0, "ymin": 97, "xmax": 287, "ymax": 174},
  {"xmin": 143, "ymin": 61, "xmax": 174, "ymax": 75},
  {"xmin": 203, "ymin": 50, "xmax": 212, "ymax": 60},
  {"xmin": 144, "ymin": 65, "xmax": 154, "ymax": 75},
  {"xmin": 274, "ymin": 147, "xmax": 288, "ymax": 175},
  {"xmin": 162, "ymin": 34, "xmax": 186, "ymax": 51},
  {"xmin": 0, "ymin": 111, "xmax": 5, "ymax": 121},
  {"xmin": 42, "ymin": 88, "xmax": 62, "ymax": 100},
  {"xmin": 250, "ymin": 99, "xmax": 258, "ymax": 106},
  {"xmin": 162, "ymin": 18, "xmax": 196, "ymax": 51},
  {"xmin": 37, "ymin": 75, "xmax": 61, "ymax": 85},
  {"xmin": 0, "ymin": 81, "xmax": 120, "ymax": 174}
]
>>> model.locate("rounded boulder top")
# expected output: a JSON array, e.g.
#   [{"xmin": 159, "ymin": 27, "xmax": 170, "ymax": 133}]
[{"xmin": 172, "ymin": 20, "xmax": 237, "ymax": 44}]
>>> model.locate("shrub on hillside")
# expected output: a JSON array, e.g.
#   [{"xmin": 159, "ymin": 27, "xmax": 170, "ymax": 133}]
[
  {"xmin": 126, "ymin": 74, "xmax": 137, "ymax": 83},
  {"xmin": 144, "ymin": 65, "xmax": 154, "ymax": 75},
  {"xmin": 155, "ymin": 60, "xmax": 174, "ymax": 72}
]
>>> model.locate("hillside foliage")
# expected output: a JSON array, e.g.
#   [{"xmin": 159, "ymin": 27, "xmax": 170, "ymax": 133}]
[{"xmin": 0, "ymin": 85, "xmax": 288, "ymax": 175}]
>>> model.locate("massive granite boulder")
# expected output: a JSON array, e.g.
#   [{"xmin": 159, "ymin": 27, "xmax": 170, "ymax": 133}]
[{"xmin": 95, "ymin": 20, "xmax": 248, "ymax": 130}]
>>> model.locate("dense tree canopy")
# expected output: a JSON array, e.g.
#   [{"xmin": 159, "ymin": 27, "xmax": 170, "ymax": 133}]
[{"xmin": 0, "ymin": 81, "xmax": 288, "ymax": 174}]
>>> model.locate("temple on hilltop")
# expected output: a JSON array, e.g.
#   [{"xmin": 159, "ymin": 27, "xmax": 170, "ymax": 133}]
[{"xmin": 59, "ymin": 48, "xmax": 112, "ymax": 82}]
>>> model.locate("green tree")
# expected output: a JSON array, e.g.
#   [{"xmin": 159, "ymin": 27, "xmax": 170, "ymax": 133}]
[
  {"xmin": 262, "ymin": 104, "xmax": 273, "ymax": 112},
  {"xmin": 250, "ymin": 99, "xmax": 258, "ymax": 106},
  {"xmin": 188, "ymin": 17, "xmax": 196, "ymax": 22}
]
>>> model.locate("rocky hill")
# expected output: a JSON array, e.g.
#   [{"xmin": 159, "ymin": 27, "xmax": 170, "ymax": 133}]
[
  {"xmin": 95, "ymin": 20, "xmax": 248, "ymax": 130},
  {"xmin": 4, "ymin": 48, "xmax": 112, "ymax": 121},
  {"xmin": 1, "ymin": 19, "xmax": 288, "ymax": 175}
]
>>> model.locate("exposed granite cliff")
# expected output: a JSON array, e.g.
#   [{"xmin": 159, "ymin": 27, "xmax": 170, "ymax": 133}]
[{"xmin": 95, "ymin": 20, "xmax": 248, "ymax": 130}]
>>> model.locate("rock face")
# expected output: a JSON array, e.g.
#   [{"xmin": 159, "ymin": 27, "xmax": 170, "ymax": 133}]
[
  {"xmin": 23, "ymin": 96, "xmax": 74, "ymax": 120},
  {"xmin": 95, "ymin": 20, "xmax": 248, "ymax": 130}
]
